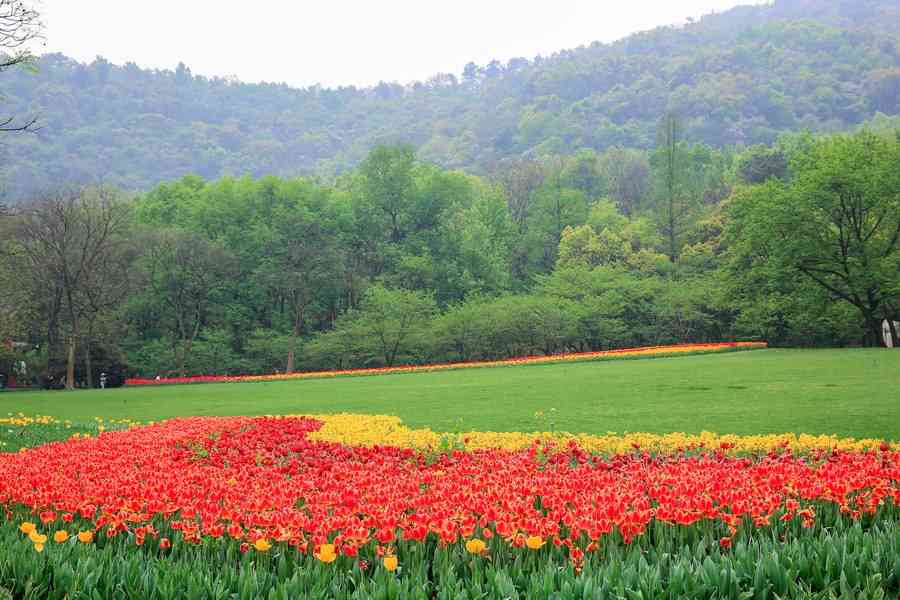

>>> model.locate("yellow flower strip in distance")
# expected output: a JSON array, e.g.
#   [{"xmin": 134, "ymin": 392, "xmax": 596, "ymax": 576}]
[
  {"xmin": 0, "ymin": 414, "xmax": 59, "ymax": 427},
  {"xmin": 304, "ymin": 413, "xmax": 888, "ymax": 454},
  {"xmin": 230, "ymin": 342, "xmax": 768, "ymax": 384},
  {"xmin": 0, "ymin": 414, "xmax": 142, "ymax": 429}
]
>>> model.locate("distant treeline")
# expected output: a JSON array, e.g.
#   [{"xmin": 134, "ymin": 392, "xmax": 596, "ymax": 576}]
[{"xmin": 2, "ymin": 126, "xmax": 898, "ymax": 387}]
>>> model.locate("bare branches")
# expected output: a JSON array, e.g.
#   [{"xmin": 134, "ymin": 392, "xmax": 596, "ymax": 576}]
[
  {"xmin": 14, "ymin": 187, "xmax": 134, "ymax": 387},
  {"xmin": 140, "ymin": 230, "xmax": 236, "ymax": 376},
  {"xmin": 0, "ymin": 0, "xmax": 42, "ymax": 60},
  {"xmin": 0, "ymin": 113, "xmax": 37, "ymax": 131},
  {"xmin": 0, "ymin": 0, "xmax": 42, "ymax": 132}
]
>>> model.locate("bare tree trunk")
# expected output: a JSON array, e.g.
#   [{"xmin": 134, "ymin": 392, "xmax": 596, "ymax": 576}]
[
  {"xmin": 85, "ymin": 341, "xmax": 93, "ymax": 388},
  {"xmin": 886, "ymin": 317, "xmax": 898, "ymax": 349},
  {"xmin": 45, "ymin": 287, "xmax": 62, "ymax": 381},
  {"xmin": 66, "ymin": 335, "xmax": 76, "ymax": 390},
  {"xmin": 285, "ymin": 348, "xmax": 295, "ymax": 374},
  {"xmin": 286, "ymin": 305, "xmax": 304, "ymax": 374},
  {"xmin": 866, "ymin": 315, "xmax": 886, "ymax": 348},
  {"xmin": 179, "ymin": 340, "xmax": 193, "ymax": 377}
]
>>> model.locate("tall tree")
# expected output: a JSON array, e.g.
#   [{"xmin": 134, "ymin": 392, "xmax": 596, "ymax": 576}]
[
  {"xmin": 14, "ymin": 188, "xmax": 132, "ymax": 388},
  {"xmin": 727, "ymin": 131, "xmax": 900, "ymax": 347},
  {"xmin": 653, "ymin": 113, "xmax": 692, "ymax": 263},
  {"xmin": 358, "ymin": 145, "xmax": 416, "ymax": 244},
  {"xmin": 138, "ymin": 230, "xmax": 236, "ymax": 376},
  {"xmin": 736, "ymin": 145, "xmax": 789, "ymax": 185},
  {"xmin": 598, "ymin": 148, "xmax": 650, "ymax": 218},
  {"xmin": 259, "ymin": 203, "xmax": 341, "ymax": 373},
  {"xmin": 354, "ymin": 285, "xmax": 436, "ymax": 367},
  {"xmin": 76, "ymin": 226, "xmax": 137, "ymax": 387}
]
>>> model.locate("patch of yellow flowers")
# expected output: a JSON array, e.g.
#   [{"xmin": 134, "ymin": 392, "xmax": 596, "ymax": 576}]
[
  {"xmin": 1, "ymin": 413, "xmax": 59, "ymax": 427},
  {"xmin": 1, "ymin": 413, "xmax": 141, "ymax": 430},
  {"xmin": 305, "ymin": 413, "xmax": 889, "ymax": 454},
  {"xmin": 0, "ymin": 414, "xmax": 142, "ymax": 447}
]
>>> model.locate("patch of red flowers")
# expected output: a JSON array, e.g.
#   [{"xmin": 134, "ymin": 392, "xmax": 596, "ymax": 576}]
[{"xmin": 0, "ymin": 417, "xmax": 896, "ymax": 556}]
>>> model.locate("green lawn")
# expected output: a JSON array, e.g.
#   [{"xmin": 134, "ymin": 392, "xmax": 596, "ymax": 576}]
[{"xmin": 2, "ymin": 349, "xmax": 899, "ymax": 438}]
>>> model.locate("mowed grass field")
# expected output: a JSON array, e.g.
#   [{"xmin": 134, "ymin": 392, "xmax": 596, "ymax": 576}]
[{"xmin": 2, "ymin": 348, "xmax": 899, "ymax": 439}]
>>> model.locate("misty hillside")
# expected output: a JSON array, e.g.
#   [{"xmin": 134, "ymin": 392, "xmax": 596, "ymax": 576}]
[{"xmin": 1, "ymin": 0, "xmax": 899, "ymax": 200}]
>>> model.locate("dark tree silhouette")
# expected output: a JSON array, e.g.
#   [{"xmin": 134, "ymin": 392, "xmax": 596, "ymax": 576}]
[{"xmin": 0, "ymin": 0, "xmax": 42, "ymax": 132}]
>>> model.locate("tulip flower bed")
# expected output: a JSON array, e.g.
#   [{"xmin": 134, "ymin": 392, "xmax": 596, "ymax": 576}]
[
  {"xmin": 1, "ymin": 416, "xmax": 899, "ymax": 598},
  {"xmin": 125, "ymin": 341, "xmax": 767, "ymax": 386},
  {"xmin": 307, "ymin": 413, "xmax": 892, "ymax": 454}
]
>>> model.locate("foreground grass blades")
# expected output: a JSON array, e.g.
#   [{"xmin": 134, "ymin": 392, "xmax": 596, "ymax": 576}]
[{"xmin": 1, "ymin": 514, "xmax": 898, "ymax": 599}]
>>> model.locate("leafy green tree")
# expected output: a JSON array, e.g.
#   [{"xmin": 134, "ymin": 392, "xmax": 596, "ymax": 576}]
[
  {"xmin": 136, "ymin": 230, "xmax": 237, "ymax": 375},
  {"xmin": 431, "ymin": 297, "xmax": 491, "ymax": 362},
  {"xmin": 652, "ymin": 114, "xmax": 693, "ymax": 262},
  {"xmin": 597, "ymin": 148, "xmax": 650, "ymax": 218},
  {"xmin": 561, "ymin": 149, "xmax": 604, "ymax": 198},
  {"xmin": 736, "ymin": 146, "xmax": 789, "ymax": 184},
  {"xmin": 539, "ymin": 266, "xmax": 653, "ymax": 350},
  {"xmin": 557, "ymin": 225, "xmax": 630, "ymax": 270},
  {"xmin": 302, "ymin": 318, "xmax": 371, "ymax": 371},
  {"xmin": 727, "ymin": 131, "xmax": 900, "ymax": 346},
  {"xmin": 358, "ymin": 145, "xmax": 417, "ymax": 244},
  {"xmin": 258, "ymin": 200, "xmax": 342, "ymax": 372},
  {"xmin": 433, "ymin": 184, "xmax": 514, "ymax": 301},
  {"xmin": 353, "ymin": 285, "xmax": 437, "ymax": 367}
]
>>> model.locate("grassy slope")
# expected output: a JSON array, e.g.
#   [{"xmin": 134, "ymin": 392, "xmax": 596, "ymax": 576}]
[{"xmin": 2, "ymin": 349, "xmax": 898, "ymax": 438}]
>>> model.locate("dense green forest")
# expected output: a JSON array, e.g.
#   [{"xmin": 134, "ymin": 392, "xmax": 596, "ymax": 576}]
[
  {"xmin": 1, "ymin": 0, "xmax": 900, "ymax": 387},
  {"xmin": 0, "ymin": 0, "xmax": 899, "ymax": 201},
  {"xmin": 2, "ymin": 126, "xmax": 899, "ymax": 386}
]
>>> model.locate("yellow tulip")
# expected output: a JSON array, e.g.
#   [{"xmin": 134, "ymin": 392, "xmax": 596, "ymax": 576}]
[
  {"xmin": 383, "ymin": 555, "xmax": 398, "ymax": 572},
  {"xmin": 28, "ymin": 531, "xmax": 47, "ymax": 544},
  {"xmin": 54, "ymin": 530, "xmax": 69, "ymax": 543},
  {"xmin": 314, "ymin": 543, "xmax": 337, "ymax": 563},
  {"xmin": 526, "ymin": 535, "xmax": 544, "ymax": 550},
  {"xmin": 465, "ymin": 538, "xmax": 487, "ymax": 555}
]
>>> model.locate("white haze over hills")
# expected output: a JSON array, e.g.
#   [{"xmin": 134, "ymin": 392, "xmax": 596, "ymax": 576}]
[{"xmin": 42, "ymin": 0, "xmax": 767, "ymax": 88}]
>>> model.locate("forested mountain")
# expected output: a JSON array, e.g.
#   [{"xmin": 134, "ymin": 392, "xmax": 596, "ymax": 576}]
[{"xmin": 1, "ymin": 0, "xmax": 899, "ymax": 201}]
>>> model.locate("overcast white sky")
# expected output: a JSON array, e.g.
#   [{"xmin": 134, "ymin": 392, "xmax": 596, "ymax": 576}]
[{"xmin": 41, "ymin": 0, "xmax": 767, "ymax": 88}]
